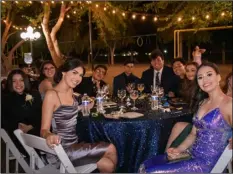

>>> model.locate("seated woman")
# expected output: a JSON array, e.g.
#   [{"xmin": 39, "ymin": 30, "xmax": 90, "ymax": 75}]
[
  {"xmin": 2, "ymin": 69, "xmax": 42, "ymax": 153},
  {"xmin": 41, "ymin": 58, "xmax": 117, "ymax": 173},
  {"xmin": 223, "ymin": 71, "xmax": 232, "ymax": 97},
  {"xmin": 139, "ymin": 62, "xmax": 232, "ymax": 173},
  {"xmin": 166, "ymin": 62, "xmax": 198, "ymax": 149},
  {"xmin": 38, "ymin": 60, "xmax": 56, "ymax": 99}
]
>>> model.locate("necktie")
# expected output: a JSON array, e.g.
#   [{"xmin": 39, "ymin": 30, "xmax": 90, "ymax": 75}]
[{"xmin": 156, "ymin": 72, "xmax": 160, "ymax": 87}]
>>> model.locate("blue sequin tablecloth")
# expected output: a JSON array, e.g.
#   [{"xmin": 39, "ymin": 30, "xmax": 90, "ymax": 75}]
[{"xmin": 76, "ymin": 107, "xmax": 193, "ymax": 173}]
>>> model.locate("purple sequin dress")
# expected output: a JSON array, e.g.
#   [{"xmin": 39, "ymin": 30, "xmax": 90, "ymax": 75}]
[{"xmin": 139, "ymin": 108, "xmax": 232, "ymax": 173}]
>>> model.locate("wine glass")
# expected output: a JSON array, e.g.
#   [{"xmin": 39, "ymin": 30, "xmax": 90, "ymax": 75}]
[
  {"xmin": 118, "ymin": 89, "xmax": 126, "ymax": 109},
  {"xmin": 137, "ymin": 83, "xmax": 144, "ymax": 96},
  {"xmin": 130, "ymin": 90, "xmax": 139, "ymax": 110},
  {"xmin": 158, "ymin": 87, "xmax": 164, "ymax": 108},
  {"xmin": 102, "ymin": 85, "xmax": 110, "ymax": 101}
]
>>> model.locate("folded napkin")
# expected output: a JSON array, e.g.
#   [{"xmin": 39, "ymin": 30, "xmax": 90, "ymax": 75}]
[{"xmin": 120, "ymin": 112, "xmax": 144, "ymax": 118}]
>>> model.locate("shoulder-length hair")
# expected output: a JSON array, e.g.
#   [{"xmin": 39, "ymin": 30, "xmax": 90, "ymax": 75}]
[
  {"xmin": 39, "ymin": 60, "xmax": 56, "ymax": 82},
  {"xmin": 222, "ymin": 71, "xmax": 232, "ymax": 94},
  {"xmin": 6, "ymin": 69, "xmax": 31, "ymax": 93}
]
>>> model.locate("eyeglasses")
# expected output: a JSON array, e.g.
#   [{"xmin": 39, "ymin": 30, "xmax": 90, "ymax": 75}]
[
  {"xmin": 95, "ymin": 69, "xmax": 106, "ymax": 75},
  {"xmin": 44, "ymin": 67, "xmax": 55, "ymax": 71}
]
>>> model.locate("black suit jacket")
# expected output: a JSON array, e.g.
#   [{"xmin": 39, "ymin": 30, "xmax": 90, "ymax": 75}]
[
  {"xmin": 74, "ymin": 76, "xmax": 106, "ymax": 97},
  {"xmin": 141, "ymin": 66, "xmax": 180, "ymax": 94},
  {"xmin": 113, "ymin": 73, "xmax": 140, "ymax": 96}
]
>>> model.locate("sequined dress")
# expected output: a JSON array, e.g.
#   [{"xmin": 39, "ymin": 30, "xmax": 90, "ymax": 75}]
[
  {"xmin": 139, "ymin": 108, "xmax": 232, "ymax": 173},
  {"xmin": 47, "ymin": 91, "xmax": 109, "ymax": 168}
]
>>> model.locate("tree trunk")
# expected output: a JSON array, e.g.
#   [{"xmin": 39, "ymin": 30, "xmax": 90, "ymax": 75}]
[
  {"xmin": 2, "ymin": 40, "xmax": 25, "ymax": 74},
  {"xmin": 109, "ymin": 42, "xmax": 116, "ymax": 65},
  {"xmin": 41, "ymin": 3, "xmax": 70, "ymax": 68}
]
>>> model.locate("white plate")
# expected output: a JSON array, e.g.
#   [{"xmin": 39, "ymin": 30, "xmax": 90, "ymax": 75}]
[
  {"xmin": 120, "ymin": 112, "xmax": 144, "ymax": 118},
  {"xmin": 103, "ymin": 102, "xmax": 117, "ymax": 106}
]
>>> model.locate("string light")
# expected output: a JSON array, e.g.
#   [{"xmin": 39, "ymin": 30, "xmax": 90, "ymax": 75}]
[
  {"xmin": 71, "ymin": 1, "xmax": 73, "ymax": 4},
  {"xmin": 221, "ymin": 12, "xmax": 225, "ymax": 16},
  {"xmin": 67, "ymin": 14, "xmax": 70, "ymax": 18},
  {"xmin": 153, "ymin": 17, "xmax": 158, "ymax": 22},
  {"xmin": 15, "ymin": 1, "xmax": 18, "ymax": 4},
  {"xmin": 51, "ymin": 1, "xmax": 55, "ymax": 4},
  {"xmin": 205, "ymin": 14, "xmax": 210, "ymax": 19},
  {"xmin": 122, "ymin": 12, "xmax": 125, "ymax": 17},
  {"xmin": 132, "ymin": 14, "xmax": 136, "ymax": 19},
  {"xmin": 40, "ymin": 1, "xmax": 43, "ymax": 4},
  {"xmin": 73, "ymin": 11, "xmax": 76, "ymax": 14},
  {"xmin": 2, "ymin": 1, "xmax": 5, "ymax": 3},
  {"xmin": 95, "ymin": 4, "xmax": 99, "ymax": 8},
  {"xmin": 142, "ymin": 16, "xmax": 146, "ymax": 20},
  {"xmin": 112, "ymin": 10, "xmax": 116, "ymax": 14},
  {"xmin": 104, "ymin": 7, "xmax": 107, "ymax": 11},
  {"xmin": 192, "ymin": 16, "xmax": 195, "ymax": 21},
  {"xmin": 61, "ymin": 1, "xmax": 64, "ymax": 4},
  {"xmin": 177, "ymin": 17, "xmax": 182, "ymax": 22}
]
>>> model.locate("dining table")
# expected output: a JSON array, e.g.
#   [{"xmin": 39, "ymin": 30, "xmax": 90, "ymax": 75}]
[{"xmin": 76, "ymin": 97, "xmax": 193, "ymax": 172}]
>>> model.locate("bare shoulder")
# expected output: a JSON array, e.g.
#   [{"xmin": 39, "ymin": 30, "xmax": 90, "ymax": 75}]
[
  {"xmin": 41, "ymin": 79, "xmax": 52, "ymax": 86},
  {"xmin": 44, "ymin": 89, "xmax": 57, "ymax": 102}
]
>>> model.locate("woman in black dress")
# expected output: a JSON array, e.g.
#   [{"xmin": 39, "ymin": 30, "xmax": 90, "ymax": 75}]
[{"xmin": 2, "ymin": 69, "xmax": 42, "ymax": 153}]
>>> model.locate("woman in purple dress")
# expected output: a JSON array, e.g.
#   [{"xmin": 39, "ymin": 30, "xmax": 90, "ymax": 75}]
[{"xmin": 139, "ymin": 62, "xmax": 232, "ymax": 173}]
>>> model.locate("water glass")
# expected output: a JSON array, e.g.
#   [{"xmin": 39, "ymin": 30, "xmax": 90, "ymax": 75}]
[
  {"xmin": 137, "ymin": 83, "xmax": 145, "ymax": 95},
  {"xmin": 151, "ymin": 94, "xmax": 159, "ymax": 110},
  {"xmin": 130, "ymin": 90, "xmax": 139, "ymax": 110},
  {"xmin": 118, "ymin": 89, "xmax": 126, "ymax": 109}
]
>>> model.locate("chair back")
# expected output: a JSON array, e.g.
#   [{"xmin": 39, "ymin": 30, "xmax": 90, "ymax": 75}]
[
  {"xmin": 211, "ymin": 143, "xmax": 232, "ymax": 173},
  {"xmin": 18, "ymin": 131, "xmax": 77, "ymax": 173},
  {"xmin": 14, "ymin": 129, "xmax": 45, "ymax": 168}
]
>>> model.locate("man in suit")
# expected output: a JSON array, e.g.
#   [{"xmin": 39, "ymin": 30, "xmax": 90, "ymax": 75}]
[
  {"xmin": 113, "ymin": 59, "xmax": 140, "ymax": 96},
  {"xmin": 141, "ymin": 49, "xmax": 179, "ymax": 94},
  {"xmin": 74, "ymin": 65, "xmax": 107, "ymax": 97}
]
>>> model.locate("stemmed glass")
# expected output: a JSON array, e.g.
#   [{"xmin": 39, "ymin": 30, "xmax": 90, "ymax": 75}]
[
  {"xmin": 118, "ymin": 89, "xmax": 126, "ymax": 109},
  {"xmin": 130, "ymin": 90, "xmax": 139, "ymax": 110},
  {"xmin": 137, "ymin": 83, "xmax": 144, "ymax": 96},
  {"xmin": 102, "ymin": 85, "xmax": 110, "ymax": 101},
  {"xmin": 158, "ymin": 87, "xmax": 164, "ymax": 108}
]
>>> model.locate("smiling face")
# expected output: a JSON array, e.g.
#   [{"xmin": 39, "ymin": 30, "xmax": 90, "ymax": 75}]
[
  {"xmin": 197, "ymin": 66, "xmax": 221, "ymax": 93},
  {"xmin": 186, "ymin": 64, "xmax": 197, "ymax": 81},
  {"xmin": 93, "ymin": 67, "xmax": 106, "ymax": 81},
  {"xmin": 62, "ymin": 66, "xmax": 84, "ymax": 88},
  {"xmin": 43, "ymin": 63, "xmax": 56, "ymax": 79},
  {"xmin": 151, "ymin": 56, "xmax": 164, "ymax": 71},
  {"xmin": 12, "ymin": 74, "xmax": 25, "ymax": 94},
  {"xmin": 173, "ymin": 61, "xmax": 186, "ymax": 78}
]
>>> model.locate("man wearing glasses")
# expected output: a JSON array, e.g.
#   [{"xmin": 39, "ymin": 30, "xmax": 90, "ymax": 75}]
[
  {"xmin": 74, "ymin": 65, "xmax": 107, "ymax": 97},
  {"xmin": 112, "ymin": 59, "xmax": 140, "ymax": 96}
]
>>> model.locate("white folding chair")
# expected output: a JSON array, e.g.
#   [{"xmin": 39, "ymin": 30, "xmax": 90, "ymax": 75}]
[
  {"xmin": 211, "ymin": 144, "xmax": 232, "ymax": 173},
  {"xmin": 15, "ymin": 129, "xmax": 97, "ymax": 173},
  {"xmin": 0, "ymin": 128, "xmax": 33, "ymax": 173}
]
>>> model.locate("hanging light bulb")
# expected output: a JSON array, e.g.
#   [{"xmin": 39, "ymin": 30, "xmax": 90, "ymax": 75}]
[
  {"xmin": 132, "ymin": 14, "xmax": 136, "ymax": 19},
  {"xmin": 192, "ymin": 16, "xmax": 195, "ymax": 21},
  {"xmin": 112, "ymin": 10, "xmax": 116, "ymax": 14},
  {"xmin": 51, "ymin": 1, "xmax": 55, "ymax": 4},
  {"xmin": 205, "ymin": 14, "xmax": 210, "ymax": 19},
  {"xmin": 29, "ymin": 1, "xmax": 32, "ymax": 4},
  {"xmin": 153, "ymin": 17, "xmax": 158, "ymax": 22},
  {"xmin": 177, "ymin": 17, "xmax": 182, "ymax": 22},
  {"xmin": 95, "ymin": 4, "xmax": 99, "ymax": 8},
  {"xmin": 122, "ymin": 12, "xmax": 125, "ymax": 17},
  {"xmin": 104, "ymin": 7, "xmax": 107, "ymax": 11},
  {"xmin": 221, "ymin": 12, "xmax": 225, "ymax": 16},
  {"xmin": 67, "ymin": 14, "xmax": 70, "ymax": 18},
  {"xmin": 73, "ymin": 11, "xmax": 76, "ymax": 14},
  {"xmin": 142, "ymin": 16, "xmax": 146, "ymax": 20}
]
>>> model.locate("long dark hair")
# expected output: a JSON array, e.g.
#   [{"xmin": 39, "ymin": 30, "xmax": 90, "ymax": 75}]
[
  {"xmin": 54, "ymin": 58, "xmax": 85, "ymax": 83},
  {"xmin": 222, "ymin": 71, "xmax": 232, "ymax": 94},
  {"xmin": 190, "ymin": 61, "xmax": 220, "ymax": 113},
  {"xmin": 39, "ymin": 60, "xmax": 56, "ymax": 82},
  {"xmin": 6, "ymin": 69, "xmax": 31, "ymax": 93}
]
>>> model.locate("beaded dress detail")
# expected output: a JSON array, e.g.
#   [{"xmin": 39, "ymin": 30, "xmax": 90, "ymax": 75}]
[{"xmin": 139, "ymin": 108, "xmax": 232, "ymax": 173}]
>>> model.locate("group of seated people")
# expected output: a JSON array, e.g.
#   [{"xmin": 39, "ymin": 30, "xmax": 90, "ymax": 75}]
[{"xmin": 1, "ymin": 48, "xmax": 232, "ymax": 173}]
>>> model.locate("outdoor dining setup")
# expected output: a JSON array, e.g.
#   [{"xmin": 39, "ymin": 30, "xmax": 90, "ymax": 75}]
[{"xmin": 76, "ymin": 84, "xmax": 193, "ymax": 172}]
